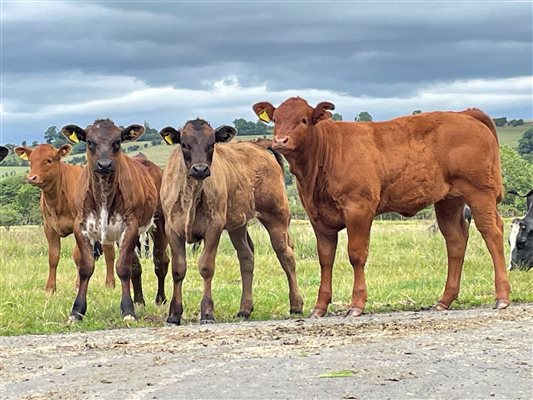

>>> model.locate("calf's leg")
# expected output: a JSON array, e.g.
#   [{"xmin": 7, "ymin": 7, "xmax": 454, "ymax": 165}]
[
  {"xmin": 102, "ymin": 244, "xmax": 115, "ymax": 288},
  {"xmin": 259, "ymin": 215, "xmax": 304, "ymax": 314},
  {"xmin": 44, "ymin": 226, "xmax": 60, "ymax": 293},
  {"xmin": 151, "ymin": 214, "xmax": 170, "ymax": 305},
  {"xmin": 344, "ymin": 212, "xmax": 373, "ymax": 317},
  {"xmin": 310, "ymin": 227, "xmax": 338, "ymax": 318},
  {"xmin": 228, "ymin": 226, "xmax": 255, "ymax": 319},
  {"xmin": 116, "ymin": 224, "xmax": 140, "ymax": 320},
  {"xmin": 131, "ymin": 251, "xmax": 145, "ymax": 306},
  {"xmin": 69, "ymin": 230, "xmax": 94, "ymax": 321},
  {"xmin": 167, "ymin": 231, "xmax": 186, "ymax": 325},
  {"xmin": 434, "ymin": 198, "xmax": 470, "ymax": 310},
  {"xmin": 466, "ymin": 192, "xmax": 511, "ymax": 309},
  {"xmin": 198, "ymin": 227, "xmax": 223, "ymax": 323}
]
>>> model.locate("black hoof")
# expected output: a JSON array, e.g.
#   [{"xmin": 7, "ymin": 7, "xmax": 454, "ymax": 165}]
[
  {"xmin": 236, "ymin": 311, "xmax": 251, "ymax": 319},
  {"xmin": 167, "ymin": 315, "xmax": 181, "ymax": 325},
  {"xmin": 134, "ymin": 299, "xmax": 146, "ymax": 306},
  {"xmin": 290, "ymin": 309, "xmax": 304, "ymax": 315},
  {"xmin": 155, "ymin": 296, "xmax": 167, "ymax": 306}
]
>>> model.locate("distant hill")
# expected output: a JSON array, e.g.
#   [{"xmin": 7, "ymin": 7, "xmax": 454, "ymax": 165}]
[{"xmin": 1, "ymin": 125, "xmax": 530, "ymax": 177}]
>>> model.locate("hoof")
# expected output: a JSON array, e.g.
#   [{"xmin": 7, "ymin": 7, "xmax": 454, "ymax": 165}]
[
  {"xmin": 123, "ymin": 314, "xmax": 136, "ymax": 322},
  {"xmin": 309, "ymin": 308, "xmax": 327, "ymax": 318},
  {"xmin": 290, "ymin": 309, "xmax": 303, "ymax": 315},
  {"xmin": 105, "ymin": 281, "xmax": 116, "ymax": 289},
  {"xmin": 155, "ymin": 297, "xmax": 167, "ymax": 306},
  {"xmin": 433, "ymin": 302, "xmax": 449, "ymax": 311},
  {"xmin": 494, "ymin": 299, "xmax": 510, "ymax": 310},
  {"xmin": 236, "ymin": 311, "xmax": 251, "ymax": 319},
  {"xmin": 134, "ymin": 299, "xmax": 146, "ymax": 307},
  {"xmin": 346, "ymin": 307, "xmax": 363, "ymax": 317},
  {"xmin": 166, "ymin": 315, "xmax": 181, "ymax": 325},
  {"xmin": 200, "ymin": 315, "xmax": 216, "ymax": 324},
  {"xmin": 45, "ymin": 286, "xmax": 56, "ymax": 294}
]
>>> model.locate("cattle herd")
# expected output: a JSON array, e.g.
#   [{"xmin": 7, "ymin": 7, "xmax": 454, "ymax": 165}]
[{"xmin": 0, "ymin": 96, "xmax": 531, "ymax": 324}]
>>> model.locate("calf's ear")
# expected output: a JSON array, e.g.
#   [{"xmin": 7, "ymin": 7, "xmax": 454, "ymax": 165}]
[
  {"xmin": 0, "ymin": 146, "xmax": 8, "ymax": 162},
  {"xmin": 14, "ymin": 146, "xmax": 32, "ymax": 161},
  {"xmin": 159, "ymin": 127, "xmax": 181, "ymax": 145},
  {"xmin": 214, "ymin": 126, "xmax": 237, "ymax": 143},
  {"xmin": 312, "ymin": 102, "xmax": 335, "ymax": 124},
  {"xmin": 56, "ymin": 144, "xmax": 72, "ymax": 160},
  {"xmin": 61, "ymin": 125, "xmax": 86, "ymax": 143},
  {"xmin": 253, "ymin": 102, "xmax": 275, "ymax": 123},
  {"xmin": 121, "ymin": 124, "xmax": 145, "ymax": 142}
]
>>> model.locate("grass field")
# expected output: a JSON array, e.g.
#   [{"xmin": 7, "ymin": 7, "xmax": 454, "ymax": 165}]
[
  {"xmin": 1, "ymin": 220, "xmax": 531, "ymax": 336},
  {"xmin": 496, "ymin": 122, "xmax": 532, "ymax": 147}
]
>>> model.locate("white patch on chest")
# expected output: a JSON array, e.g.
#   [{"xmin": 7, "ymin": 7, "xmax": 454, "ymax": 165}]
[
  {"xmin": 82, "ymin": 209, "xmax": 126, "ymax": 246},
  {"xmin": 508, "ymin": 221, "xmax": 520, "ymax": 270}
]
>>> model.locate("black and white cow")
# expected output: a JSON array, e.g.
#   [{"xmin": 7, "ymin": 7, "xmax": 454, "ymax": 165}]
[{"xmin": 507, "ymin": 189, "xmax": 533, "ymax": 271}]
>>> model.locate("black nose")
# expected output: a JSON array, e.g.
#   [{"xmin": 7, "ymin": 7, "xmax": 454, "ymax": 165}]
[
  {"xmin": 96, "ymin": 158, "xmax": 114, "ymax": 173},
  {"xmin": 189, "ymin": 163, "xmax": 210, "ymax": 180}
]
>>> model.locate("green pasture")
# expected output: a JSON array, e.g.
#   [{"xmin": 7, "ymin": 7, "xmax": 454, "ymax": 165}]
[
  {"xmin": 0, "ymin": 166, "xmax": 29, "ymax": 179},
  {"xmin": 1, "ymin": 220, "xmax": 531, "ymax": 336},
  {"xmin": 496, "ymin": 122, "xmax": 531, "ymax": 147}
]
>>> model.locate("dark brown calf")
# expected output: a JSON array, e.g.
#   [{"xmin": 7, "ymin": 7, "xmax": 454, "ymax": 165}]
[
  {"xmin": 14, "ymin": 144, "xmax": 115, "ymax": 291},
  {"xmin": 61, "ymin": 120, "xmax": 169, "ymax": 321},
  {"xmin": 160, "ymin": 119, "xmax": 303, "ymax": 325},
  {"xmin": 253, "ymin": 97, "xmax": 510, "ymax": 316}
]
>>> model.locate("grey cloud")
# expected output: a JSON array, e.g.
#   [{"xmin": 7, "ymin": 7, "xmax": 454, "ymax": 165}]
[{"xmin": 1, "ymin": 1, "xmax": 531, "ymax": 143}]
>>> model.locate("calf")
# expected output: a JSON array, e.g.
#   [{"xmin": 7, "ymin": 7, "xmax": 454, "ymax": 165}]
[
  {"xmin": 159, "ymin": 119, "xmax": 303, "ymax": 325},
  {"xmin": 14, "ymin": 144, "xmax": 115, "ymax": 291},
  {"xmin": 507, "ymin": 189, "xmax": 533, "ymax": 270},
  {"xmin": 0, "ymin": 146, "xmax": 8, "ymax": 162},
  {"xmin": 61, "ymin": 120, "xmax": 169, "ymax": 321},
  {"xmin": 253, "ymin": 97, "xmax": 510, "ymax": 316}
]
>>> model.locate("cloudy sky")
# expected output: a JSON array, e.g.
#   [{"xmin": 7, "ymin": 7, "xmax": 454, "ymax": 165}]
[{"xmin": 1, "ymin": 1, "xmax": 532, "ymax": 144}]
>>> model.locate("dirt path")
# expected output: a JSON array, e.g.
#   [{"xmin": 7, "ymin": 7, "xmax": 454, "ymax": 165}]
[{"xmin": 1, "ymin": 304, "xmax": 532, "ymax": 400}]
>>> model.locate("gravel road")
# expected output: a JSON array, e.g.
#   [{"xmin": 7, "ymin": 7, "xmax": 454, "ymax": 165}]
[{"xmin": 1, "ymin": 304, "xmax": 532, "ymax": 400}]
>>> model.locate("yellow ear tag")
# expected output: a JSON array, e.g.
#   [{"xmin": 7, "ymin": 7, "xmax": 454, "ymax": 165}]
[
  {"xmin": 163, "ymin": 135, "xmax": 174, "ymax": 145},
  {"xmin": 259, "ymin": 110, "xmax": 270, "ymax": 123},
  {"xmin": 69, "ymin": 132, "xmax": 79, "ymax": 143},
  {"xmin": 19, "ymin": 153, "xmax": 29, "ymax": 161}
]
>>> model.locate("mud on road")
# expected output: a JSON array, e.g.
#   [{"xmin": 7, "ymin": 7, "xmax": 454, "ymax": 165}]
[{"xmin": 1, "ymin": 304, "xmax": 532, "ymax": 399}]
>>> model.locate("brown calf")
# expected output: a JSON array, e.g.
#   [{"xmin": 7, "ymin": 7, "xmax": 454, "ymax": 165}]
[
  {"xmin": 253, "ymin": 97, "xmax": 510, "ymax": 317},
  {"xmin": 160, "ymin": 119, "xmax": 303, "ymax": 325},
  {"xmin": 14, "ymin": 144, "xmax": 115, "ymax": 291},
  {"xmin": 61, "ymin": 120, "xmax": 169, "ymax": 321}
]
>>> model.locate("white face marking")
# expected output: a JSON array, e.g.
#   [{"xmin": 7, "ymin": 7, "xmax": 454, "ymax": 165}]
[{"xmin": 508, "ymin": 220, "xmax": 521, "ymax": 270}]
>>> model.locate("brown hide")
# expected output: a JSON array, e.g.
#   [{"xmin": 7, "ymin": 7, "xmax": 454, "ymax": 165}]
[
  {"xmin": 14, "ymin": 144, "xmax": 115, "ymax": 291},
  {"xmin": 61, "ymin": 120, "xmax": 169, "ymax": 321},
  {"xmin": 160, "ymin": 123, "xmax": 302, "ymax": 324},
  {"xmin": 253, "ymin": 97, "xmax": 510, "ymax": 316},
  {"xmin": 162, "ymin": 142, "xmax": 285, "ymax": 239}
]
